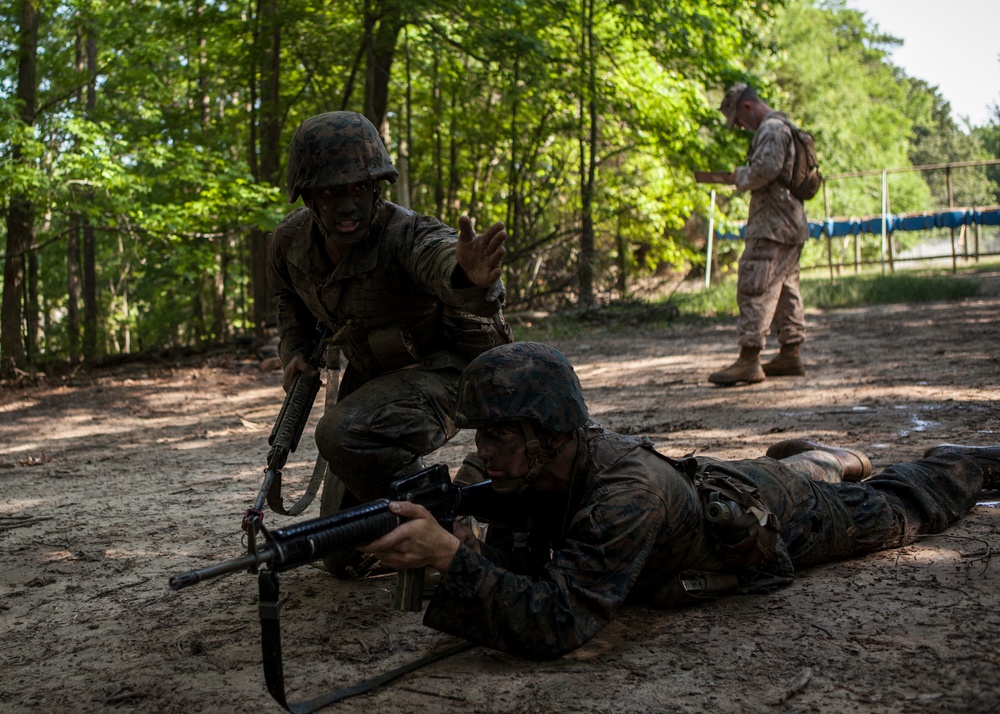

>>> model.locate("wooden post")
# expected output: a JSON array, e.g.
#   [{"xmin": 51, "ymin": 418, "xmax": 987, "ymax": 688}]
[
  {"xmin": 704, "ymin": 189, "xmax": 716, "ymax": 289},
  {"xmin": 946, "ymin": 167, "xmax": 957, "ymax": 273},
  {"xmin": 881, "ymin": 169, "xmax": 888, "ymax": 275}
]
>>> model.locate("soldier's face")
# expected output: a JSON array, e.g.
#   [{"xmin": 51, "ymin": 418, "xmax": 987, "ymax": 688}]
[
  {"xmin": 307, "ymin": 182, "xmax": 376, "ymax": 245},
  {"xmin": 475, "ymin": 425, "xmax": 531, "ymax": 494}
]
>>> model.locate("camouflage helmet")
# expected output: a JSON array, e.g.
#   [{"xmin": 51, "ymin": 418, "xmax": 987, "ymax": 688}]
[
  {"xmin": 455, "ymin": 342, "xmax": 588, "ymax": 433},
  {"xmin": 285, "ymin": 111, "xmax": 399, "ymax": 203}
]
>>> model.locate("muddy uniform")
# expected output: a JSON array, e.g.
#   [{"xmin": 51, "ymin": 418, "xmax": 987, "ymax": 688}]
[
  {"xmin": 267, "ymin": 202, "xmax": 509, "ymax": 501},
  {"xmin": 733, "ymin": 111, "xmax": 809, "ymax": 351},
  {"xmin": 423, "ymin": 425, "xmax": 986, "ymax": 659}
]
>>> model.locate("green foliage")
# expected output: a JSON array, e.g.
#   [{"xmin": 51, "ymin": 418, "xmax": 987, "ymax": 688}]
[
  {"xmin": 974, "ymin": 110, "xmax": 1000, "ymax": 204},
  {"xmin": 663, "ymin": 265, "xmax": 983, "ymax": 323},
  {"xmin": 2, "ymin": 0, "xmax": 999, "ymax": 372},
  {"xmin": 803, "ymin": 271, "xmax": 982, "ymax": 309},
  {"xmin": 750, "ymin": 0, "xmax": 930, "ymax": 217},
  {"xmin": 671, "ymin": 280, "xmax": 740, "ymax": 319}
]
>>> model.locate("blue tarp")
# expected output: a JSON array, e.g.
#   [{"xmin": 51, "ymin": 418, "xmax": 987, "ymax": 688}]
[{"xmin": 718, "ymin": 208, "xmax": 1000, "ymax": 241}]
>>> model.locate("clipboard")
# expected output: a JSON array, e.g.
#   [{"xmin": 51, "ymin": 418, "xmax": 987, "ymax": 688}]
[{"xmin": 694, "ymin": 171, "xmax": 734, "ymax": 185}]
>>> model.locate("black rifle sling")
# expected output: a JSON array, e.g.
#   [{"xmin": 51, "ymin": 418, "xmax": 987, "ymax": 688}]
[
  {"xmin": 266, "ymin": 456, "xmax": 329, "ymax": 517},
  {"xmin": 258, "ymin": 570, "xmax": 474, "ymax": 713}
]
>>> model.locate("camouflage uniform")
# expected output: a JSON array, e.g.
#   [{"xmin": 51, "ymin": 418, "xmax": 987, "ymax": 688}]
[
  {"xmin": 733, "ymin": 111, "xmax": 809, "ymax": 351},
  {"xmin": 424, "ymin": 425, "xmax": 988, "ymax": 659},
  {"xmin": 267, "ymin": 112, "xmax": 510, "ymax": 502}
]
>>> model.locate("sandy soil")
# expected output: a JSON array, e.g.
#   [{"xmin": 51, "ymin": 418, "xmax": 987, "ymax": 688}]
[{"xmin": 2, "ymin": 285, "xmax": 999, "ymax": 714}]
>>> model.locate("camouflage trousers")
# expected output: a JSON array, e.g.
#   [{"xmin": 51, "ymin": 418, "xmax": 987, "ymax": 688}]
[
  {"xmin": 698, "ymin": 449, "xmax": 985, "ymax": 570},
  {"xmin": 315, "ymin": 365, "xmax": 461, "ymax": 501},
  {"xmin": 736, "ymin": 237, "xmax": 805, "ymax": 350}
]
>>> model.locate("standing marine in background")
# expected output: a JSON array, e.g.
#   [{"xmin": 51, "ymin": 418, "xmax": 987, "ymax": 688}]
[
  {"xmin": 266, "ymin": 111, "xmax": 512, "ymax": 542},
  {"xmin": 710, "ymin": 83, "xmax": 810, "ymax": 386}
]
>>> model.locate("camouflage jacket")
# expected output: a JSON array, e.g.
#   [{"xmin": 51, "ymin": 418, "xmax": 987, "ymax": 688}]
[
  {"xmin": 733, "ymin": 111, "xmax": 809, "ymax": 245},
  {"xmin": 423, "ymin": 424, "xmax": 725, "ymax": 659},
  {"xmin": 266, "ymin": 202, "xmax": 508, "ymax": 383}
]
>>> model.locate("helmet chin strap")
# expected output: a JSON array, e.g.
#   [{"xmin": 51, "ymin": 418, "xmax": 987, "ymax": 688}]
[{"xmin": 520, "ymin": 421, "xmax": 557, "ymax": 482}]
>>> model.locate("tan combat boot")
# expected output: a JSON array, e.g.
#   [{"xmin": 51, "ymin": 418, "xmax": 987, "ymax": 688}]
[
  {"xmin": 709, "ymin": 347, "xmax": 765, "ymax": 386},
  {"xmin": 762, "ymin": 343, "xmax": 805, "ymax": 377},
  {"xmin": 766, "ymin": 439, "xmax": 873, "ymax": 482}
]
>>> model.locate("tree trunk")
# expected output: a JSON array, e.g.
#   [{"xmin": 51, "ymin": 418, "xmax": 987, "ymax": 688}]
[
  {"xmin": 213, "ymin": 241, "xmax": 230, "ymax": 344},
  {"xmin": 577, "ymin": 0, "xmax": 596, "ymax": 310},
  {"xmin": 66, "ymin": 24, "xmax": 87, "ymax": 364},
  {"xmin": 82, "ymin": 219, "xmax": 97, "ymax": 358},
  {"xmin": 82, "ymin": 32, "xmax": 99, "ymax": 359},
  {"xmin": 432, "ymin": 54, "xmax": 444, "ymax": 219},
  {"xmin": 615, "ymin": 217, "xmax": 627, "ymax": 298},
  {"xmin": 249, "ymin": 0, "xmax": 281, "ymax": 334},
  {"xmin": 507, "ymin": 55, "xmax": 521, "ymax": 245},
  {"xmin": 67, "ymin": 217, "xmax": 81, "ymax": 363},
  {"xmin": 1, "ymin": 0, "xmax": 39, "ymax": 378},
  {"xmin": 195, "ymin": 0, "xmax": 228, "ymax": 345},
  {"xmin": 395, "ymin": 28, "xmax": 411, "ymax": 209},
  {"xmin": 26, "ymin": 243, "xmax": 39, "ymax": 363},
  {"xmin": 363, "ymin": 0, "xmax": 406, "ymax": 141}
]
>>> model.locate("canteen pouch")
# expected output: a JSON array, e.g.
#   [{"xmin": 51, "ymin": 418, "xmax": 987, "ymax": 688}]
[
  {"xmin": 367, "ymin": 324, "xmax": 422, "ymax": 372},
  {"xmin": 441, "ymin": 307, "xmax": 513, "ymax": 360},
  {"xmin": 698, "ymin": 470, "xmax": 780, "ymax": 568}
]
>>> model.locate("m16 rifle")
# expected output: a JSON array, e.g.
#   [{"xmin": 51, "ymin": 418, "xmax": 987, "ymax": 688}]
[
  {"xmin": 170, "ymin": 464, "xmax": 520, "ymax": 712},
  {"xmin": 243, "ymin": 325, "xmax": 332, "ymax": 562},
  {"xmin": 172, "ymin": 464, "xmax": 506, "ymax": 599}
]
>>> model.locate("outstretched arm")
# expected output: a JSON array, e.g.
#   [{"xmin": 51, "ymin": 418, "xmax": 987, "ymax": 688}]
[{"xmin": 455, "ymin": 215, "xmax": 507, "ymax": 288}]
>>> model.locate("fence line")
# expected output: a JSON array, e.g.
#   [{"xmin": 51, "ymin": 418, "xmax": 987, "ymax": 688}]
[{"xmin": 710, "ymin": 158, "xmax": 1000, "ymax": 279}]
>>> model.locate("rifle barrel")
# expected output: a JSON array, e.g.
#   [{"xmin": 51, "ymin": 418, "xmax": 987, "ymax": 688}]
[{"xmin": 169, "ymin": 551, "xmax": 265, "ymax": 591}]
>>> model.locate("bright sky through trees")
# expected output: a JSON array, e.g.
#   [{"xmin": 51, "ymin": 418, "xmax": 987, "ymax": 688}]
[{"xmin": 845, "ymin": 0, "xmax": 1000, "ymax": 127}]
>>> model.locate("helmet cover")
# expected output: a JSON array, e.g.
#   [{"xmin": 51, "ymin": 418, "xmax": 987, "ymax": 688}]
[
  {"xmin": 285, "ymin": 111, "xmax": 398, "ymax": 203},
  {"xmin": 455, "ymin": 342, "xmax": 588, "ymax": 433}
]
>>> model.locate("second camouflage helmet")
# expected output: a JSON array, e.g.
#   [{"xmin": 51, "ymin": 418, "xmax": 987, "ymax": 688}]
[
  {"xmin": 285, "ymin": 111, "xmax": 399, "ymax": 203},
  {"xmin": 455, "ymin": 342, "xmax": 589, "ymax": 433}
]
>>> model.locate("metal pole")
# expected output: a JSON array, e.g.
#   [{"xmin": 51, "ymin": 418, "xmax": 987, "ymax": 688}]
[
  {"xmin": 705, "ymin": 189, "xmax": 716, "ymax": 289},
  {"xmin": 822, "ymin": 179, "xmax": 833, "ymax": 281},
  {"xmin": 880, "ymin": 170, "xmax": 888, "ymax": 276},
  {"xmin": 947, "ymin": 167, "xmax": 957, "ymax": 273}
]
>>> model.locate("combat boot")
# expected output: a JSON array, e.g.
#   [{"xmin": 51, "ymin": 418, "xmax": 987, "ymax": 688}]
[
  {"xmin": 762, "ymin": 343, "xmax": 805, "ymax": 377},
  {"xmin": 709, "ymin": 347, "xmax": 765, "ymax": 386},
  {"xmin": 766, "ymin": 439, "xmax": 873, "ymax": 482},
  {"xmin": 923, "ymin": 444, "xmax": 1000, "ymax": 489}
]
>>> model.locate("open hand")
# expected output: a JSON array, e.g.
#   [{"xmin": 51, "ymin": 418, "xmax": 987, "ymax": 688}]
[{"xmin": 455, "ymin": 215, "xmax": 507, "ymax": 288}]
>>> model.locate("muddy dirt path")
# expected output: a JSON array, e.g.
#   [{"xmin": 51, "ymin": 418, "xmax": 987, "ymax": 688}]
[{"xmin": 2, "ymin": 291, "xmax": 999, "ymax": 713}]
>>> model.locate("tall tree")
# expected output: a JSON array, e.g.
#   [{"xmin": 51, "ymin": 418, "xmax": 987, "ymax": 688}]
[
  {"xmin": 248, "ymin": 0, "xmax": 282, "ymax": 333},
  {"xmin": 363, "ymin": 0, "xmax": 407, "ymax": 136},
  {"xmin": 577, "ymin": 0, "xmax": 597, "ymax": 309},
  {"xmin": 1, "ymin": 0, "xmax": 38, "ymax": 377}
]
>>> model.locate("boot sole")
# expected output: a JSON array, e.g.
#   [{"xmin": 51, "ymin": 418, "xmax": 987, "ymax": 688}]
[{"xmin": 709, "ymin": 376, "xmax": 766, "ymax": 386}]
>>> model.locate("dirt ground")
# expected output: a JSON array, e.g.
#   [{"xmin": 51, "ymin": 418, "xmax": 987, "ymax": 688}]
[{"xmin": 3, "ymin": 282, "xmax": 1000, "ymax": 714}]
